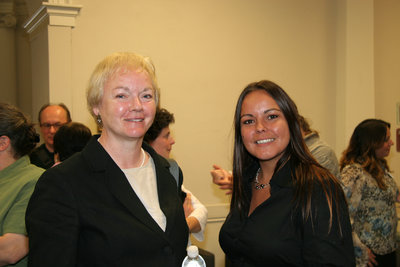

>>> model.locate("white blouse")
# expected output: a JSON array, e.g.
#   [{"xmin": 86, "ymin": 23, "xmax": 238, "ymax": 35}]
[{"xmin": 122, "ymin": 156, "xmax": 166, "ymax": 231}]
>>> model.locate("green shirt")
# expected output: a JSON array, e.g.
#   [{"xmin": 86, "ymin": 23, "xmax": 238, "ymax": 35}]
[{"xmin": 0, "ymin": 156, "xmax": 44, "ymax": 267}]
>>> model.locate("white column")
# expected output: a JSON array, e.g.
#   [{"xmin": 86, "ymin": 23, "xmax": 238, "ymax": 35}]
[{"xmin": 23, "ymin": 1, "xmax": 82, "ymax": 120}]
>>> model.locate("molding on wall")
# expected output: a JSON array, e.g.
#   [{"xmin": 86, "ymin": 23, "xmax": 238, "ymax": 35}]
[
  {"xmin": 205, "ymin": 203, "xmax": 229, "ymax": 223},
  {"xmin": 23, "ymin": 2, "xmax": 82, "ymax": 34},
  {"xmin": 0, "ymin": 13, "xmax": 17, "ymax": 28},
  {"xmin": 0, "ymin": 0, "xmax": 16, "ymax": 28}
]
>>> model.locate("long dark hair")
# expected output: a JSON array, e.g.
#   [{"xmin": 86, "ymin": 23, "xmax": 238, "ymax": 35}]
[
  {"xmin": 231, "ymin": 80, "xmax": 343, "ymax": 230},
  {"xmin": 340, "ymin": 119, "xmax": 391, "ymax": 189}
]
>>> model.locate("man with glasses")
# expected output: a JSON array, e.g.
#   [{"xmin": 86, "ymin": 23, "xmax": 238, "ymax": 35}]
[{"xmin": 29, "ymin": 103, "xmax": 71, "ymax": 169}]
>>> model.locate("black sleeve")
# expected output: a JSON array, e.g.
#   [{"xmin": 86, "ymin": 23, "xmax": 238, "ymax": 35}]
[
  {"xmin": 302, "ymin": 183, "xmax": 356, "ymax": 267},
  {"xmin": 29, "ymin": 148, "xmax": 54, "ymax": 169},
  {"xmin": 178, "ymin": 167, "xmax": 186, "ymax": 202},
  {"xmin": 26, "ymin": 171, "xmax": 79, "ymax": 267}
]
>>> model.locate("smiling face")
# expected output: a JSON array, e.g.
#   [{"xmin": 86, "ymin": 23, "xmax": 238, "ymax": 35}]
[
  {"xmin": 93, "ymin": 69, "xmax": 156, "ymax": 143},
  {"xmin": 150, "ymin": 126, "xmax": 175, "ymax": 158},
  {"xmin": 240, "ymin": 90, "xmax": 290, "ymax": 164},
  {"xmin": 375, "ymin": 127, "xmax": 393, "ymax": 159}
]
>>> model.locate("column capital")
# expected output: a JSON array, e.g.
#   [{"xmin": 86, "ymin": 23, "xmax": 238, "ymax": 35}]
[
  {"xmin": 0, "ymin": 13, "xmax": 17, "ymax": 28},
  {"xmin": 0, "ymin": 0, "xmax": 16, "ymax": 28},
  {"xmin": 23, "ymin": 2, "xmax": 82, "ymax": 34}
]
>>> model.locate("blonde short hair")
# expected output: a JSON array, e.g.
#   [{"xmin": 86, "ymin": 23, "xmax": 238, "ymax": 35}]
[{"xmin": 86, "ymin": 52, "xmax": 160, "ymax": 121}]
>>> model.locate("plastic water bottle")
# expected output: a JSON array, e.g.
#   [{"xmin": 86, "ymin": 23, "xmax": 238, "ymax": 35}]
[{"xmin": 182, "ymin": 245, "xmax": 206, "ymax": 267}]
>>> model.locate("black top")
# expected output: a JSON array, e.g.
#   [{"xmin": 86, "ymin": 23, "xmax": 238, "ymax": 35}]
[
  {"xmin": 219, "ymin": 160, "xmax": 355, "ymax": 266},
  {"xmin": 29, "ymin": 143, "xmax": 54, "ymax": 169},
  {"xmin": 26, "ymin": 136, "xmax": 188, "ymax": 267}
]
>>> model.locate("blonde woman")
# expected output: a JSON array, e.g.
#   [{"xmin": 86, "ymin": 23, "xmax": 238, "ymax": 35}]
[{"xmin": 26, "ymin": 53, "xmax": 188, "ymax": 266}]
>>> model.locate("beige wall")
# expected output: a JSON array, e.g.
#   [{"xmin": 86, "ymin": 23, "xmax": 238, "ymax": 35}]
[
  {"xmin": 69, "ymin": 3, "xmax": 345, "ymax": 265},
  {"xmin": 7, "ymin": 0, "xmax": 400, "ymax": 266},
  {"xmin": 374, "ymin": 0, "xmax": 400, "ymax": 187}
]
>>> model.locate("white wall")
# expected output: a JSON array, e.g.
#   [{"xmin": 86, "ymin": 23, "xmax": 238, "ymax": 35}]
[{"xmin": 12, "ymin": 0, "xmax": 400, "ymax": 266}]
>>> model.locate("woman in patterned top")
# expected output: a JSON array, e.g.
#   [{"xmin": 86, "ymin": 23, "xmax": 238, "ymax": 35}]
[{"xmin": 340, "ymin": 119, "xmax": 398, "ymax": 267}]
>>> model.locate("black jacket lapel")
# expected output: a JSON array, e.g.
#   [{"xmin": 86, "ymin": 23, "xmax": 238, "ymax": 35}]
[
  {"xmin": 82, "ymin": 136, "xmax": 164, "ymax": 236},
  {"xmin": 82, "ymin": 136, "xmax": 182, "ymax": 239}
]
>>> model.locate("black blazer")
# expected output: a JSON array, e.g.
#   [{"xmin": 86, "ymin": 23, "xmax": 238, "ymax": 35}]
[{"xmin": 26, "ymin": 136, "xmax": 188, "ymax": 267}]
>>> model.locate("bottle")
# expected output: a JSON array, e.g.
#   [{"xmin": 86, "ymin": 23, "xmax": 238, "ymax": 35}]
[{"xmin": 182, "ymin": 245, "xmax": 206, "ymax": 267}]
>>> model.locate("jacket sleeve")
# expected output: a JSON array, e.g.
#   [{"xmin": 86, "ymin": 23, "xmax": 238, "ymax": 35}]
[{"xmin": 26, "ymin": 170, "xmax": 79, "ymax": 267}]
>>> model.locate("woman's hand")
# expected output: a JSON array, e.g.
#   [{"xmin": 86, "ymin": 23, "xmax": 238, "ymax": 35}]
[
  {"xmin": 211, "ymin": 164, "xmax": 233, "ymax": 195},
  {"xmin": 367, "ymin": 248, "xmax": 377, "ymax": 267},
  {"xmin": 183, "ymin": 193, "xmax": 201, "ymax": 233},
  {"xmin": 183, "ymin": 193, "xmax": 194, "ymax": 218}
]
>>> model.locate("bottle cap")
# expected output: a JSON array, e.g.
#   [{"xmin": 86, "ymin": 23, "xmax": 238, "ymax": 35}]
[{"xmin": 187, "ymin": 245, "xmax": 199, "ymax": 258}]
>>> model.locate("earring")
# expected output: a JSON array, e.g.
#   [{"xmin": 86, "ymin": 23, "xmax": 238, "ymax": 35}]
[{"xmin": 97, "ymin": 115, "xmax": 102, "ymax": 124}]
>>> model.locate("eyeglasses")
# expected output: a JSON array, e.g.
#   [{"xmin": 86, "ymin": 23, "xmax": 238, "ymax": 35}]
[{"xmin": 40, "ymin": 123, "xmax": 66, "ymax": 130}]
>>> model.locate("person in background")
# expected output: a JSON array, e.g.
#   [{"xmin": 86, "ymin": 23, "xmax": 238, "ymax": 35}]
[
  {"xmin": 52, "ymin": 122, "xmax": 92, "ymax": 166},
  {"xmin": 145, "ymin": 108, "xmax": 214, "ymax": 266},
  {"xmin": 144, "ymin": 108, "xmax": 208, "ymax": 239},
  {"xmin": 26, "ymin": 52, "xmax": 188, "ymax": 266},
  {"xmin": 298, "ymin": 115, "xmax": 340, "ymax": 178},
  {"xmin": 219, "ymin": 80, "xmax": 355, "ymax": 266},
  {"xmin": 212, "ymin": 114, "xmax": 340, "ymax": 194},
  {"xmin": 211, "ymin": 165, "xmax": 234, "ymax": 195},
  {"xmin": 29, "ymin": 103, "xmax": 71, "ymax": 169},
  {"xmin": 0, "ymin": 103, "xmax": 44, "ymax": 267},
  {"xmin": 340, "ymin": 119, "xmax": 398, "ymax": 267}
]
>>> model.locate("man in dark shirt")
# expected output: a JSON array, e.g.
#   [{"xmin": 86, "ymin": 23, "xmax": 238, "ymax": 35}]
[{"xmin": 29, "ymin": 103, "xmax": 71, "ymax": 169}]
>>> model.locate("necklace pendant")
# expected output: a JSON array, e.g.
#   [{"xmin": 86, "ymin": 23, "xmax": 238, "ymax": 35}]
[
  {"xmin": 254, "ymin": 182, "xmax": 268, "ymax": 190},
  {"xmin": 253, "ymin": 168, "xmax": 269, "ymax": 190}
]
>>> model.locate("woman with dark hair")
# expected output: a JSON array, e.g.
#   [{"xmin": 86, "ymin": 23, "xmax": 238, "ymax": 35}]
[
  {"xmin": 219, "ymin": 80, "xmax": 355, "ymax": 266},
  {"xmin": 340, "ymin": 119, "xmax": 397, "ymax": 267},
  {"xmin": 0, "ymin": 103, "xmax": 44, "ymax": 267},
  {"xmin": 144, "ymin": 107, "xmax": 208, "ymax": 239}
]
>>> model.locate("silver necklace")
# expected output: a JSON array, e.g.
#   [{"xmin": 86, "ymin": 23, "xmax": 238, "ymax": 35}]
[
  {"xmin": 253, "ymin": 168, "xmax": 269, "ymax": 190},
  {"xmin": 139, "ymin": 148, "xmax": 146, "ymax": 167}
]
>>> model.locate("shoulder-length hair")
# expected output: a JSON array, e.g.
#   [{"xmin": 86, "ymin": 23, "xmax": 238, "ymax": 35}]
[
  {"xmin": 340, "ymin": 119, "xmax": 391, "ymax": 189},
  {"xmin": 232, "ymin": 80, "xmax": 343, "ymax": 230}
]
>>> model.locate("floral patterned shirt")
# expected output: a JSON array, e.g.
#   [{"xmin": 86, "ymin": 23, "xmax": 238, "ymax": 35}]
[{"xmin": 341, "ymin": 163, "xmax": 399, "ymax": 267}]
